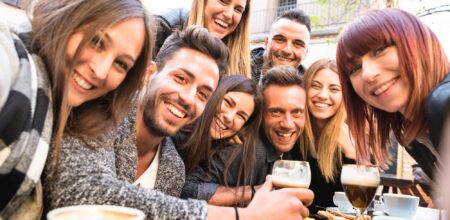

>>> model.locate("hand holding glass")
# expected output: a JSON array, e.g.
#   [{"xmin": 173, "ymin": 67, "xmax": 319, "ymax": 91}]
[{"xmin": 271, "ymin": 160, "xmax": 311, "ymax": 188}]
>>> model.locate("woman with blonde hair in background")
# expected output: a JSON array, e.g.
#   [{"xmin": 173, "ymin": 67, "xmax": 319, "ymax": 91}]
[
  {"xmin": 300, "ymin": 58, "xmax": 356, "ymax": 213},
  {"xmin": 155, "ymin": 0, "xmax": 251, "ymax": 77}
]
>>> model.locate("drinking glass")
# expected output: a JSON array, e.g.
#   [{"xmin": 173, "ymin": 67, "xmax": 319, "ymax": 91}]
[
  {"xmin": 271, "ymin": 160, "xmax": 311, "ymax": 188},
  {"xmin": 341, "ymin": 164, "xmax": 380, "ymax": 220}
]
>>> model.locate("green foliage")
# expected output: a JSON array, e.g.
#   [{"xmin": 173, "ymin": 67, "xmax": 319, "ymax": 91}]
[
  {"xmin": 310, "ymin": 15, "xmax": 321, "ymax": 27},
  {"xmin": 311, "ymin": 0, "xmax": 373, "ymax": 34}
]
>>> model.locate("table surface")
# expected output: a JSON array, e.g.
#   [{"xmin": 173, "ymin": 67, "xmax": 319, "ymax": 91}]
[{"xmin": 413, "ymin": 207, "xmax": 445, "ymax": 220}]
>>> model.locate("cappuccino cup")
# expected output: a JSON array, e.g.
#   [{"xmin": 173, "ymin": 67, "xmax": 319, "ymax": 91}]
[
  {"xmin": 47, "ymin": 205, "xmax": 145, "ymax": 220},
  {"xmin": 333, "ymin": 191, "xmax": 353, "ymax": 212},
  {"xmin": 382, "ymin": 193, "xmax": 419, "ymax": 219}
]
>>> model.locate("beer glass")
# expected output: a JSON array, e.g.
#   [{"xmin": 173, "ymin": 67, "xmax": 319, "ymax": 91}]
[
  {"xmin": 271, "ymin": 160, "xmax": 311, "ymax": 188},
  {"xmin": 341, "ymin": 164, "xmax": 380, "ymax": 220}
]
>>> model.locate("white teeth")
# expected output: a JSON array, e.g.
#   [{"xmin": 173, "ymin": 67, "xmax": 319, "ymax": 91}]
[
  {"xmin": 215, "ymin": 118, "xmax": 228, "ymax": 130},
  {"xmin": 214, "ymin": 19, "xmax": 228, "ymax": 28},
  {"xmin": 275, "ymin": 54, "xmax": 293, "ymax": 62},
  {"xmin": 73, "ymin": 73, "xmax": 93, "ymax": 90},
  {"xmin": 373, "ymin": 78, "xmax": 397, "ymax": 96},
  {"xmin": 314, "ymin": 102, "xmax": 329, "ymax": 108},
  {"xmin": 276, "ymin": 131, "xmax": 292, "ymax": 137},
  {"xmin": 166, "ymin": 104, "xmax": 186, "ymax": 118}
]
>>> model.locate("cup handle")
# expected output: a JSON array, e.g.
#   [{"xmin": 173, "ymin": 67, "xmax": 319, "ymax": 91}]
[{"xmin": 333, "ymin": 195, "xmax": 338, "ymax": 206}]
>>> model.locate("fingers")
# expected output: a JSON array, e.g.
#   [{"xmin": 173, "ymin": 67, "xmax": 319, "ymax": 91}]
[
  {"xmin": 258, "ymin": 175, "xmax": 273, "ymax": 193},
  {"xmin": 299, "ymin": 201, "xmax": 309, "ymax": 218},
  {"xmin": 254, "ymin": 184, "xmax": 263, "ymax": 191},
  {"xmin": 235, "ymin": 136, "xmax": 243, "ymax": 145},
  {"xmin": 284, "ymin": 192, "xmax": 310, "ymax": 219},
  {"xmin": 252, "ymin": 175, "xmax": 312, "ymax": 219},
  {"xmin": 228, "ymin": 137, "xmax": 237, "ymax": 145},
  {"xmin": 281, "ymin": 188, "xmax": 314, "ymax": 207},
  {"xmin": 229, "ymin": 135, "xmax": 243, "ymax": 145}
]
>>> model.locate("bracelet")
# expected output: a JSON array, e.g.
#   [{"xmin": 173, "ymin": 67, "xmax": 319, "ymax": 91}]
[
  {"xmin": 251, "ymin": 185, "xmax": 256, "ymax": 200},
  {"xmin": 234, "ymin": 206, "xmax": 240, "ymax": 220}
]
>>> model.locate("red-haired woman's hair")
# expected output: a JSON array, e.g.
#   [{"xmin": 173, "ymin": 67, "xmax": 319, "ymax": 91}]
[{"xmin": 336, "ymin": 8, "xmax": 449, "ymax": 167}]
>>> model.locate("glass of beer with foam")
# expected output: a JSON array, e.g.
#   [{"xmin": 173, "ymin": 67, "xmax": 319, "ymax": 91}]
[
  {"xmin": 341, "ymin": 164, "xmax": 380, "ymax": 220},
  {"xmin": 271, "ymin": 160, "xmax": 311, "ymax": 189}
]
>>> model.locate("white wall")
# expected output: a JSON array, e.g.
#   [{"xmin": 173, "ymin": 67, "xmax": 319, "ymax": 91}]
[
  {"xmin": 142, "ymin": 0, "xmax": 192, "ymax": 13},
  {"xmin": 400, "ymin": 0, "xmax": 450, "ymax": 57},
  {"xmin": 303, "ymin": 37, "xmax": 338, "ymax": 68}
]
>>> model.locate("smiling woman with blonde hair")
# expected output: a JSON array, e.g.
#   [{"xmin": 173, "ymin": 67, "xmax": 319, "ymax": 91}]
[
  {"xmin": 155, "ymin": 0, "xmax": 252, "ymax": 77},
  {"xmin": 300, "ymin": 58, "xmax": 355, "ymax": 213}
]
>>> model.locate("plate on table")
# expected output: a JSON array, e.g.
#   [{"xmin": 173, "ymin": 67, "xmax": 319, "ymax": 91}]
[
  {"xmin": 326, "ymin": 206, "xmax": 356, "ymax": 215},
  {"xmin": 373, "ymin": 216, "xmax": 409, "ymax": 220}
]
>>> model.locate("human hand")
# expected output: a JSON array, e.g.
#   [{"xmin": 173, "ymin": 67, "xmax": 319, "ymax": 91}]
[
  {"xmin": 228, "ymin": 134, "xmax": 243, "ymax": 145},
  {"xmin": 242, "ymin": 176, "xmax": 314, "ymax": 219}
]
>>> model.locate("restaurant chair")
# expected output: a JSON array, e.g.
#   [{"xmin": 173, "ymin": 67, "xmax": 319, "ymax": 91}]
[{"xmin": 379, "ymin": 173, "xmax": 433, "ymax": 207}]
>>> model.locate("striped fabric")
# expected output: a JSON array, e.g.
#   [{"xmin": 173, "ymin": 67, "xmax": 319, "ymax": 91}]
[{"xmin": 0, "ymin": 20, "xmax": 53, "ymax": 218}]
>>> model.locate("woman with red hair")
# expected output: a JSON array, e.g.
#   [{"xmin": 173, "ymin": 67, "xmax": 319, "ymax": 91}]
[{"xmin": 336, "ymin": 8, "xmax": 449, "ymax": 181}]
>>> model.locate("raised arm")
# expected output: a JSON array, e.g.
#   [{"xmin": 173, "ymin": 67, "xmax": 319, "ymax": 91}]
[
  {"xmin": 182, "ymin": 144, "xmax": 261, "ymax": 206},
  {"xmin": 1, "ymin": 20, "xmax": 53, "ymax": 218},
  {"xmin": 183, "ymin": 166, "xmax": 259, "ymax": 206},
  {"xmin": 208, "ymin": 177, "xmax": 314, "ymax": 219},
  {"xmin": 43, "ymin": 133, "xmax": 207, "ymax": 219}
]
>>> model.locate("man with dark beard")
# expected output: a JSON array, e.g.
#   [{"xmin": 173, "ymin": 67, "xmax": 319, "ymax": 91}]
[
  {"xmin": 44, "ymin": 26, "xmax": 314, "ymax": 219},
  {"xmin": 131, "ymin": 26, "xmax": 224, "ymax": 194},
  {"xmin": 251, "ymin": 9, "xmax": 311, "ymax": 83}
]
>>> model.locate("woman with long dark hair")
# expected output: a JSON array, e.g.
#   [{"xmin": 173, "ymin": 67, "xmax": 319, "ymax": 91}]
[
  {"xmin": 177, "ymin": 75, "xmax": 263, "ymax": 206},
  {"xmin": 1, "ymin": 0, "xmax": 153, "ymax": 218}
]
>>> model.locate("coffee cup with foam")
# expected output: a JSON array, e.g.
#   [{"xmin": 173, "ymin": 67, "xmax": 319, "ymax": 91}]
[{"xmin": 47, "ymin": 205, "xmax": 145, "ymax": 220}]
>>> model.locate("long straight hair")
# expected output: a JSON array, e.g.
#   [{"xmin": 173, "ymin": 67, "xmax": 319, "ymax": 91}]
[
  {"xmin": 180, "ymin": 75, "xmax": 262, "ymax": 203},
  {"xmin": 188, "ymin": 0, "xmax": 251, "ymax": 78},
  {"xmin": 301, "ymin": 59, "xmax": 346, "ymax": 182},
  {"xmin": 31, "ymin": 0, "xmax": 155, "ymax": 169},
  {"xmin": 336, "ymin": 8, "xmax": 449, "ymax": 166}
]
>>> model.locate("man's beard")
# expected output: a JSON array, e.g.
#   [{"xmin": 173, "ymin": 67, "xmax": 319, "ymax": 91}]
[
  {"xmin": 141, "ymin": 94, "xmax": 174, "ymax": 138},
  {"xmin": 266, "ymin": 51, "xmax": 300, "ymax": 69},
  {"xmin": 143, "ymin": 108, "xmax": 173, "ymax": 137}
]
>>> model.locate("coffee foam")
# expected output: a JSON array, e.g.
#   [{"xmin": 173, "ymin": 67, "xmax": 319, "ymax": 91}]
[
  {"xmin": 341, "ymin": 172, "xmax": 379, "ymax": 186},
  {"xmin": 47, "ymin": 205, "xmax": 144, "ymax": 220},
  {"xmin": 272, "ymin": 176, "xmax": 310, "ymax": 188}
]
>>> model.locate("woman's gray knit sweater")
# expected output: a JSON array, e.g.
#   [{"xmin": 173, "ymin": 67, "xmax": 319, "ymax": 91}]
[{"xmin": 42, "ymin": 103, "xmax": 208, "ymax": 219}]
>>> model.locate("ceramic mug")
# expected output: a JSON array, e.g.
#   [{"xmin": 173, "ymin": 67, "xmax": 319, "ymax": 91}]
[
  {"xmin": 47, "ymin": 205, "xmax": 145, "ymax": 220},
  {"xmin": 382, "ymin": 193, "xmax": 419, "ymax": 219}
]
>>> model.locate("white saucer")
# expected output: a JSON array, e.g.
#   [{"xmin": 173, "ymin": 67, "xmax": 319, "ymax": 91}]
[
  {"xmin": 372, "ymin": 216, "xmax": 408, "ymax": 220},
  {"xmin": 372, "ymin": 211, "xmax": 383, "ymax": 215},
  {"xmin": 326, "ymin": 207, "xmax": 357, "ymax": 215}
]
